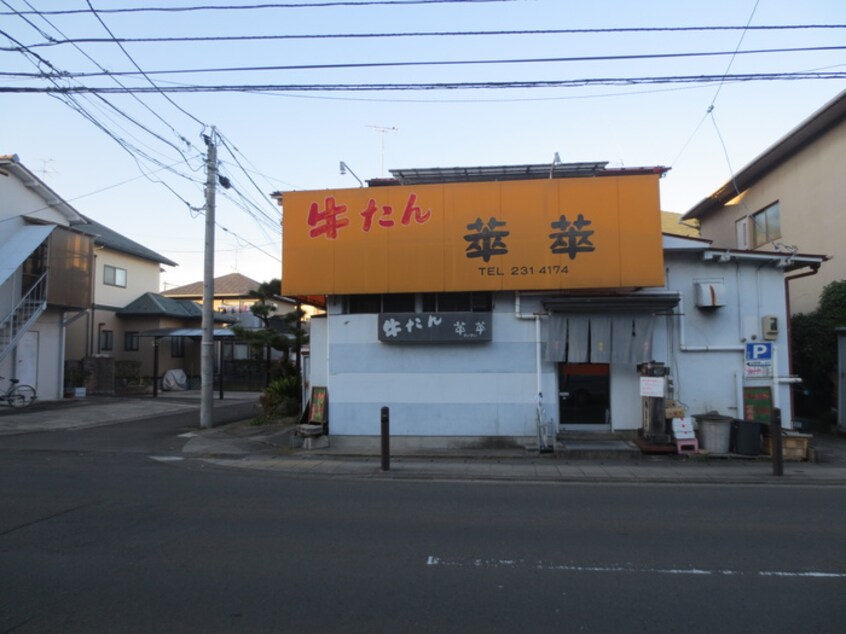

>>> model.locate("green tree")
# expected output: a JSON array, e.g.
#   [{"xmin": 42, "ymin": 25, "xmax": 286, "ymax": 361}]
[
  {"xmin": 791, "ymin": 280, "xmax": 846, "ymax": 417},
  {"xmin": 231, "ymin": 279, "xmax": 309, "ymax": 397}
]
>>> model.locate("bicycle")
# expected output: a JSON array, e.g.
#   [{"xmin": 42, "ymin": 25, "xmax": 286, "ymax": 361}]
[{"xmin": 0, "ymin": 376, "xmax": 37, "ymax": 408}]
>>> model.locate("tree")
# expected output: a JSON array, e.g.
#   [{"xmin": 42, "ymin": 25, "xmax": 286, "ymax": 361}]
[
  {"xmin": 230, "ymin": 279, "xmax": 309, "ymax": 397},
  {"xmin": 791, "ymin": 280, "xmax": 846, "ymax": 417}
]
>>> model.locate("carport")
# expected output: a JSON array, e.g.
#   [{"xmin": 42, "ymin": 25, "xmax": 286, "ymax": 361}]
[{"xmin": 139, "ymin": 328, "xmax": 236, "ymax": 398}]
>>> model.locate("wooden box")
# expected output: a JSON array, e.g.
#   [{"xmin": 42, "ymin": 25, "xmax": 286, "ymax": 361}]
[{"xmin": 762, "ymin": 432, "xmax": 811, "ymax": 461}]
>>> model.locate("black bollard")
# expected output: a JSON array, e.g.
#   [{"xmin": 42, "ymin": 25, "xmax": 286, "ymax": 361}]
[
  {"xmin": 380, "ymin": 406, "xmax": 390, "ymax": 471},
  {"xmin": 772, "ymin": 407, "xmax": 783, "ymax": 477}
]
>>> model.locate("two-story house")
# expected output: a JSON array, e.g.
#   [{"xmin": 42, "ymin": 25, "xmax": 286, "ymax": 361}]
[
  {"xmin": 682, "ymin": 89, "xmax": 845, "ymax": 315},
  {"xmin": 64, "ymin": 215, "xmax": 178, "ymax": 378},
  {"xmin": 1, "ymin": 154, "xmax": 94, "ymax": 400}
]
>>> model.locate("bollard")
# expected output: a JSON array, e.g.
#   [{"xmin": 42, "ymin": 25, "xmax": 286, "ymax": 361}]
[
  {"xmin": 380, "ymin": 406, "xmax": 390, "ymax": 471},
  {"xmin": 772, "ymin": 407, "xmax": 783, "ymax": 477}
]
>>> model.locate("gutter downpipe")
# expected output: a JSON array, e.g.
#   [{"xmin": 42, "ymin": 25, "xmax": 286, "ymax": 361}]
[
  {"xmin": 516, "ymin": 292, "xmax": 550, "ymax": 449},
  {"xmin": 783, "ymin": 264, "xmax": 821, "ymax": 421}
]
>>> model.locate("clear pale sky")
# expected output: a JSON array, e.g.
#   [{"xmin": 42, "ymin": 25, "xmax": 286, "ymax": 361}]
[{"xmin": 2, "ymin": 0, "xmax": 844, "ymax": 289}]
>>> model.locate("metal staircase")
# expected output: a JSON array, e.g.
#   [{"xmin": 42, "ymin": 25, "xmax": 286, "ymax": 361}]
[{"xmin": 0, "ymin": 272, "xmax": 47, "ymax": 364}]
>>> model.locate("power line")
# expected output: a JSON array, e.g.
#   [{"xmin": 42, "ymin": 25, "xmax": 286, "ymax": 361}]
[
  {"xmin": 5, "ymin": 45, "xmax": 844, "ymax": 79},
  {"xmin": 83, "ymin": 0, "xmax": 206, "ymax": 128},
  {"xmin": 6, "ymin": 24, "xmax": 845, "ymax": 50},
  {"xmin": 4, "ymin": 71, "xmax": 845, "ymax": 94},
  {"xmin": 0, "ymin": 0, "xmax": 519, "ymax": 16},
  {"xmin": 5, "ymin": 1, "xmax": 202, "ymax": 167},
  {"xmin": 710, "ymin": 0, "xmax": 761, "ymax": 108}
]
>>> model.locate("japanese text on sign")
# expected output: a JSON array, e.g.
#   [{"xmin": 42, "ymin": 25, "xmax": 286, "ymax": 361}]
[{"xmin": 378, "ymin": 312, "xmax": 492, "ymax": 343}]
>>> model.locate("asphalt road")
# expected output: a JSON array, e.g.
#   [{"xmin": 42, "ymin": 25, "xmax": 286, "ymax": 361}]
[{"xmin": 1, "ymin": 418, "xmax": 845, "ymax": 633}]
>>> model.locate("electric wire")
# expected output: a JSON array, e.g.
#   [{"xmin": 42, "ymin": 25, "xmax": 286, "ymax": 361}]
[
  {"xmin": 710, "ymin": 0, "xmax": 761, "ymax": 108},
  {"xmin": 4, "ymin": 71, "xmax": 844, "ymax": 94},
  {"xmin": 83, "ymin": 0, "xmax": 206, "ymax": 128},
  {"xmin": 1, "ymin": 0, "xmax": 520, "ymax": 16},
  {"xmin": 6, "ymin": 44, "xmax": 844, "ymax": 79},
  {"xmin": 5, "ymin": 1, "xmax": 201, "ymax": 169},
  {"xmin": 7, "ymin": 23, "xmax": 844, "ymax": 50},
  {"xmin": 217, "ymin": 133, "xmax": 283, "ymax": 221},
  {"xmin": 3, "ymin": 3, "xmax": 281, "ymax": 263}
]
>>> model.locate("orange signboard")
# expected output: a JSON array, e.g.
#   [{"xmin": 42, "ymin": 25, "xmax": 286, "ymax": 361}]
[{"xmin": 281, "ymin": 175, "xmax": 664, "ymax": 295}]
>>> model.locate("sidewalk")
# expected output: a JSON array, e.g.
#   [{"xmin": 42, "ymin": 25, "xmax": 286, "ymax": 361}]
[
  {"xmin": 0, "ymin": 391, "xmax": 260, "ymax": 435},
  {"xmin": 2, "ymin": 394, "xmax": 846, "ymax": 485},
  {"xmin": 184, "ymin": 418, "xmax": 846, "ymax": 486}
]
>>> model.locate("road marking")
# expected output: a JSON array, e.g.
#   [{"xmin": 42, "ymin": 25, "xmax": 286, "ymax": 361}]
[
  {"xmin": 425, "ymin": 556, "xmax": 846, "ymax": 578},
  {"xmin": 151, "ymin": 456, "xmax": 185, "ymax": 462},
  {"xmin": 178, "ymin": 432, "xmax": 198, "ymax": 438}
]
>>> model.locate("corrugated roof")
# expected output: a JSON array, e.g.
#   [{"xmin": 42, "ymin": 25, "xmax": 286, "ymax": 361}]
[
  {"xmin": 72, "ymin": 214, "xmax": 177, "ymax": 267},
  {"xmin": 162, "ymin": 272, "xmax": 261, "ymax": 298},
  {"xmin": 384, "ymin": 162, "xmax": 668, "ymax": 186}
]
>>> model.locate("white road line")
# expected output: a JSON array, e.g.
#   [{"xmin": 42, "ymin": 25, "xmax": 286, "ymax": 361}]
[
  {"xmin": 425, "ymin": 556, "xmax": 846, "ymax": 578},
  {"xmin": 151, "ymin": 456, "xmax": 185, "ymax": 462}
]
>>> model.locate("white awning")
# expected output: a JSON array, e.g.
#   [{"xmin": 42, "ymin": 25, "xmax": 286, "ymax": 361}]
[{"xmin": 0, "ymin": 224, "xmax": 55, "ymax": 288}]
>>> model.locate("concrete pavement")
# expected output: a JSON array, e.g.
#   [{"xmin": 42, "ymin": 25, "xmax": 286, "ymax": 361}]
[
  {"xmin": 186, "ymin": 421, "xmax": 846, "ymax": 485},
  {"xmin": 2, "ymin": 392, "xmax": 846, "ymax": 485}
]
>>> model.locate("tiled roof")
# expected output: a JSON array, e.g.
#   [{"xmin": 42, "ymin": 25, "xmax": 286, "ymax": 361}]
[
  {"xmin": 117, "ymin": 292, "xmax": 203, "ymax": 318},
  {"xmin": 162, "ymin": 272, "xmax": 262, "ymax": 298},
  {"xmin": 72, "ymin": 214, "xmax": 177, "ymax": 267}
]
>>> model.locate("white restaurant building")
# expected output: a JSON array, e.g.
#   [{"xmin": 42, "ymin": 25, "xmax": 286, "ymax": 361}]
[{"xmin": 280, "ymin": 164, "xmax": 825, "ymax": 449}]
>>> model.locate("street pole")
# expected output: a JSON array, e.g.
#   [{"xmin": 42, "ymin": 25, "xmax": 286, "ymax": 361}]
[{"xmin": 200, "ymin": 128, "xmax": 217, "ymax": 429}]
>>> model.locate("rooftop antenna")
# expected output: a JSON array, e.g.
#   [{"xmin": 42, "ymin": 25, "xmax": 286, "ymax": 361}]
[
  {"xmin": 35, "ymin": 158, "xmax": 57, "ymax": 179},
  {"xmin": 366, "ymin": 125, "xmax": 398, "ymax": 177}
]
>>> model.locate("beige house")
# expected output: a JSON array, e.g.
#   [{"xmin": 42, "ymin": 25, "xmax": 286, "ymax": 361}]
[
  {"xmin": 682, "ymin": 90, "xmax": 845, "ymax": 315},
  {"xmin": 162, "ymin": 272, "xmax": 297, "ymax": 315},
  {"xmin": 65, "ymin": 215, "xmax": 178, "ymax": 368}
]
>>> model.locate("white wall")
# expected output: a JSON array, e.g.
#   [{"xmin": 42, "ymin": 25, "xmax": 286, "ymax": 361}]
[
  {"xmin": 0, "ymin": 176, "xmax": 71, "ymax": 227},
  {"xmin": 312, "ymin": 251, "xmax": 796, "ymax": 444},
  {"xmin": 660, "ymin": 252, "xmax": 792, "ymax": 421}
]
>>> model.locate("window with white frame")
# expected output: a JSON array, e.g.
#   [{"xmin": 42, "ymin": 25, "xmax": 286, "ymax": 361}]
[
  {"xmin": 735, "ymin": 217, "xmax": 749, "ymax": 250},
  {"xmin": 751, "ymin": 202, "xmax": 781, "ymax": 248},
  {"xmin": 104, "ymin": 264, "xmax": 127, "ymax": 287}
]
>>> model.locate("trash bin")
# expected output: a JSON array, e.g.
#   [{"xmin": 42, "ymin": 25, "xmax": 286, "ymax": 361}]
[
  {"xmin": 734, "ymin": 419, "xmax": 761, "ymax": 456},
  {"xmin": 695, "ymin": 414, "xmax": 732, "ymax": 453}
]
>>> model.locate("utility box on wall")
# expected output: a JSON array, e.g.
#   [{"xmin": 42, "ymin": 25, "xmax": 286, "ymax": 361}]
[
  {"xmin": 694, "ymin": 281, "xmax": 726, "ymax": 308},
  {"xmin": 762, "ymin": 315, "xmax": 778, "ymax": 340}
]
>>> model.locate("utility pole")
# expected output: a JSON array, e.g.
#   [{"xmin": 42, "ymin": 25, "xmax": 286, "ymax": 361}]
[{"xmin": 201, "ymin": 128, "xmax": 217, "ymax": 429}]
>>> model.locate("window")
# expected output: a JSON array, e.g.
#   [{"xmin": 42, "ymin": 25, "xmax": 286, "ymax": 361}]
[
  {"xmin": 104, "ymin": 265, "xmax": 127, "ymax": 287},
  {"xmin": 99, "ymin": 329, "xmax": 113, "ymax": 352},
  {"xmin": 170, "ymin": 337, "xmax": 184, "ymax": 358},
  {"xmin": 124, "ymin": 331, "xmax": 139, "ymax": 351},
  {"xmin": 348, "ymin": 294, "xmax": 382, "ymax": 314},
  {"xmin": 751, "ymin": 203, "xmax": 781, "ymax": 248},
  {"xmin": 345, "ymin": 292, "xmax": 492, "ymax": 314},
  {"xmin": 735, "ymin": 217, "xmax": 749, "ymax": 250},
  {"xmin": 382, "ymin": 293, "xmax": 416, "ymax": 312},
  {"xmin": 421, "ymin": 292, "xmax": 492, "ymax": 312}
]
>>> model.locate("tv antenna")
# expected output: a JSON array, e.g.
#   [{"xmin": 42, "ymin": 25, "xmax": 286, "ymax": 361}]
[{"xmin": 366, "ymin": 125, "xmax": 397, "ymax": 177}]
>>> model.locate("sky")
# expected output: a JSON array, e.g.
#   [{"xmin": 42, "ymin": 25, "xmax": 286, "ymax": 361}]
[{"xmin": 2, "ymin": 0, "xmax": 844, "ymax": 290}]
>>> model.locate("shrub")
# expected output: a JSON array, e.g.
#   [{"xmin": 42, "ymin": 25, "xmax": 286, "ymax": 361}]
[{"xmin": 257, "ymin": 375, "xmax": 301, "ymax": 421}]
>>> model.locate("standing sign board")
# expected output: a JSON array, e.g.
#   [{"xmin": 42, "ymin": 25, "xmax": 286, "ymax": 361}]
[{"xmin": 744, "ymin": 342, "xmax": 773, "ymax": 378}]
